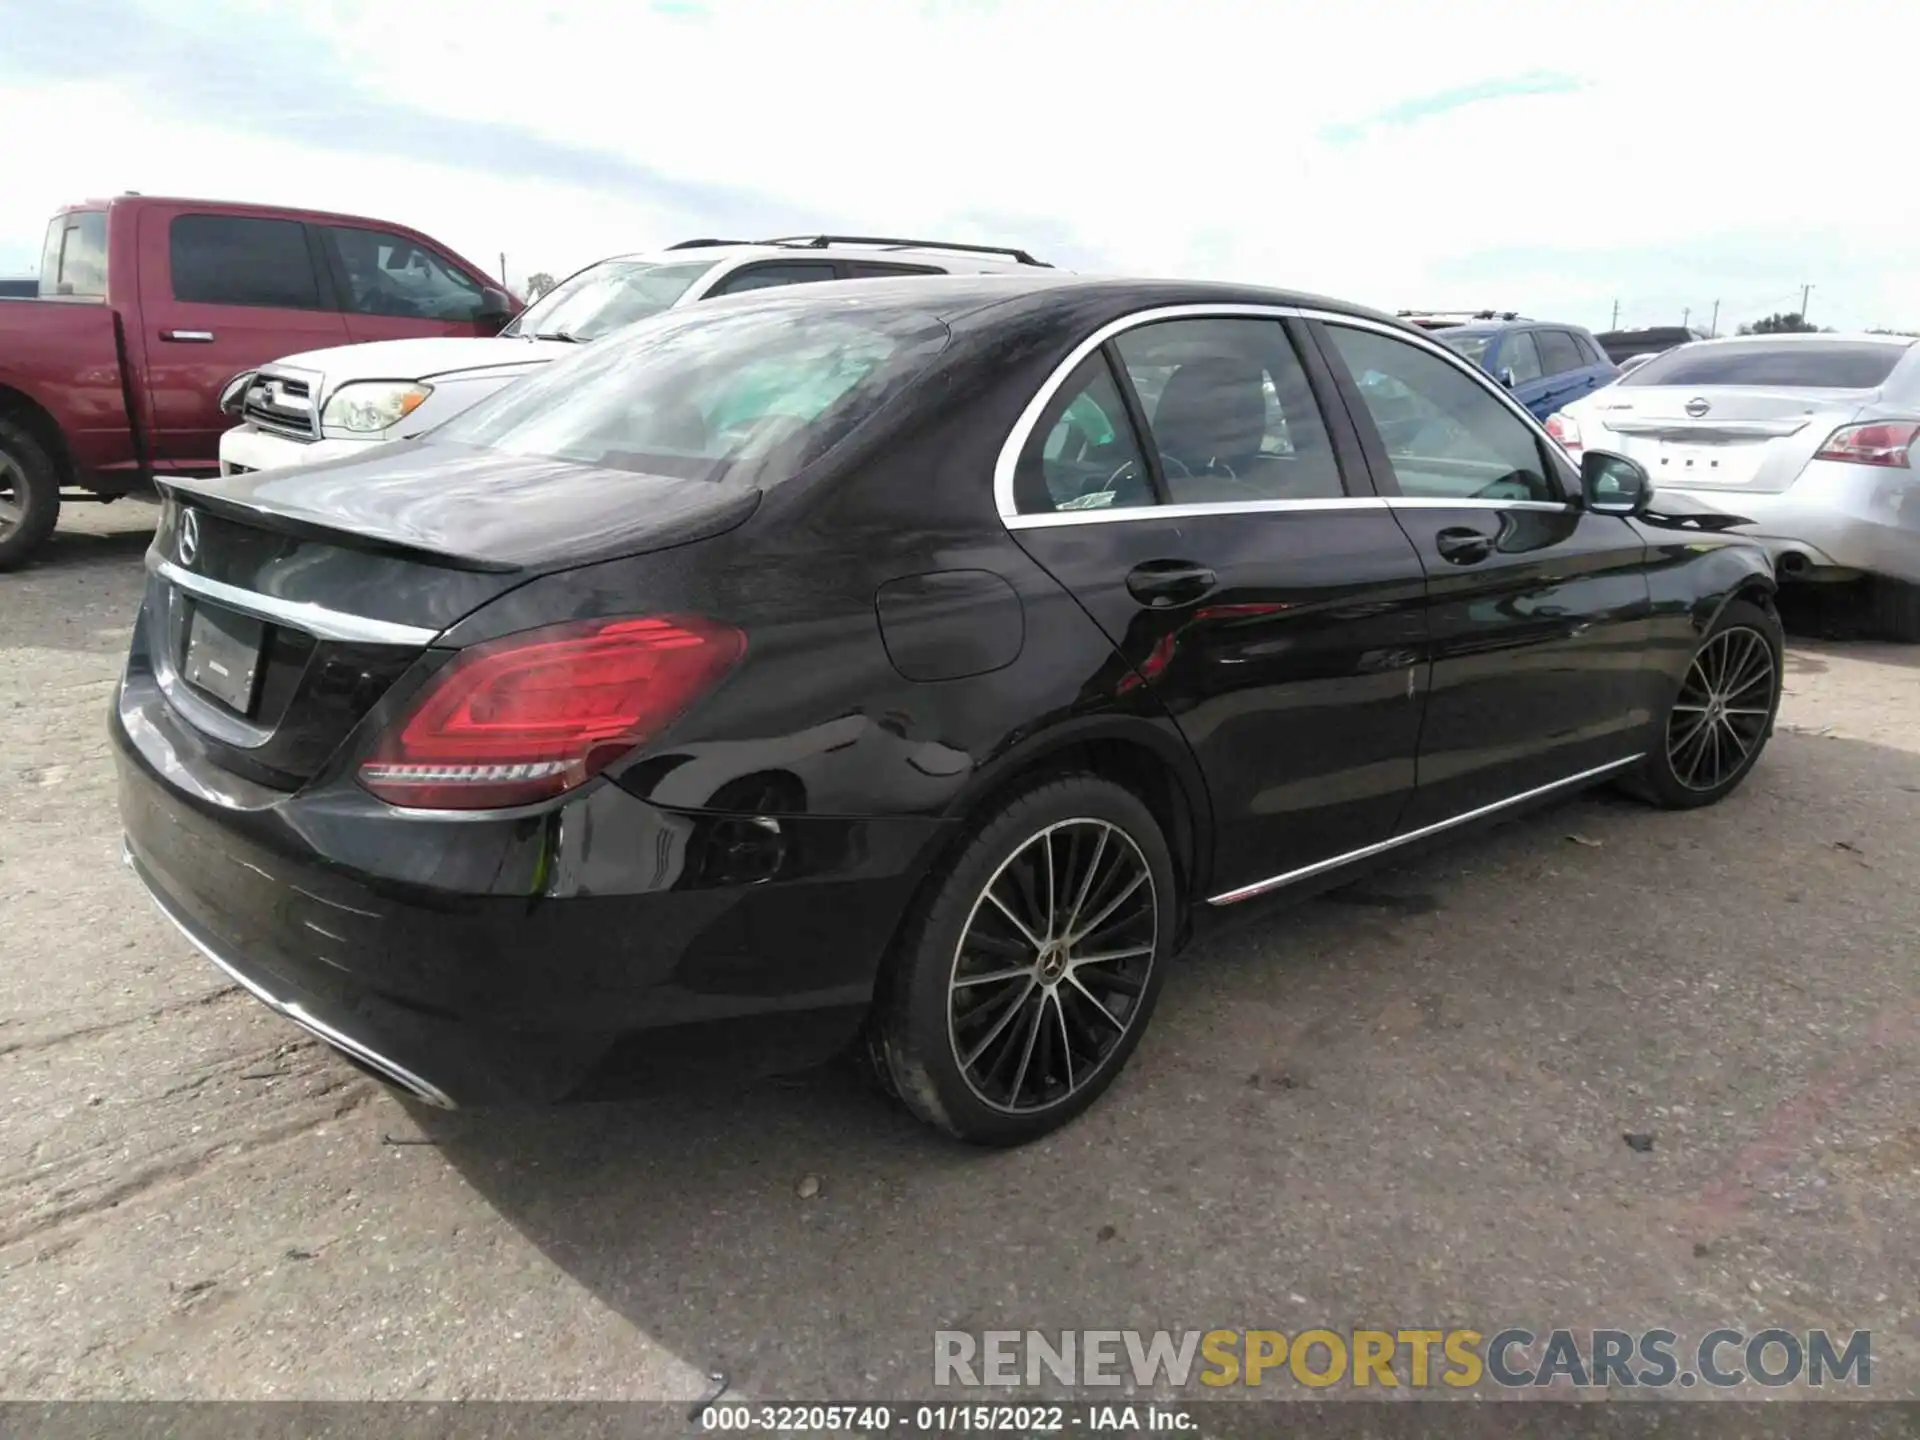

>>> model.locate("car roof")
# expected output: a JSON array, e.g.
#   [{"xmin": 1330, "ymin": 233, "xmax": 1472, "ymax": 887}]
[
  {"xmin": 681, "ymin": 271, "xmax": 1417, "ymax": 332},
  {"xmin": 1676, "ymin": 331, "xmax": 1915, "ymax": 348}
]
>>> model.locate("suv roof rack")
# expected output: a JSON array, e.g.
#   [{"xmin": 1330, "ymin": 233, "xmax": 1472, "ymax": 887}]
[
  {"xmin": 665, "ymin": 238, "xmax": 756, "ymax": 250},
  {"xmin": 1397, "ymin": 308, "xmax": 1527, "ymax": 323},
  {"xmin": 755, "ymin": 234, "xmax": 1050, "ymax": 267}
]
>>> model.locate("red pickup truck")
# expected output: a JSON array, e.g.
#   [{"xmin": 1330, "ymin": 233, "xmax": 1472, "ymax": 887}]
[{"xmin": 0, "ymin": 194, "xmax": 517, "ymax": 569}]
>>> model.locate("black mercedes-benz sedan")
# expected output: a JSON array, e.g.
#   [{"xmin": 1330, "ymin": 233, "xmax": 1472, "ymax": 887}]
[{"xmin": 113, "ymin": 274, "xmax": 1780, "ymax": 1144}]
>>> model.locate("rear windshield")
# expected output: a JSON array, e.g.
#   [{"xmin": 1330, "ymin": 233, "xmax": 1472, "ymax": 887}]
[
  {"xmin": 1623, "ymin": 341, "xmax": 1905, "ymax": 390},
  {"xmin": 502, "ymin": 259, "xmax": 715, "ymax": 342},
  {"xmin": 1436, "ymin": 332, "xmax": 1492, "ymax": 364},
  {"xmin": 437, "ymin": 295, "xmax": 950, "ymax": 487}
]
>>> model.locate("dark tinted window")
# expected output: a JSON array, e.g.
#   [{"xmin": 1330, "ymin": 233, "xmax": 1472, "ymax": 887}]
[
  {"xmin": 1624, "ymin": 341, "xmax": 1905, "ymax": 390},
  {"xmin": 1500, "ymin": 332, "xmax": 1544, "ymax": 383},
  {"xmin": 1437, "ymin": 331, "xmax": 1493, "ymax": 365},
  {"xmin": 1015, "ymin": 354, "xmax": 1155, "ymax": 515},
  {"xmin": 170, "ymin": 215, "xmax": 320, "ymax": 309},
  {"xmin": 1116, "ymin": 318, "xmax": 1343, "ymax": 503},
  {"xmin": 1535, "ymin": 329, "xmax": 1585, "ymax": 375},
  {"xmin": 38, "ymin": 211, "xmax": 107, "ymax": 298},
  {"xmin": 1326, "ymin": 325, "xmax": 1558, "ymax": 504},
  {"xmin": 324, "ymin": 225, "xmax": 483, "ymax": 320},
  {"xmin": 844, "ymin": 262, "xmax": 944, "ymax": 278},
  {"xmin": 438, "ymin": 295, "xmax": 948, "ymax": 488},
  {"xmin": 1575, "ymin": 332, "xmax": 1605, "ymax": 365},
  {"xmin": 709, "ymin": 262, "xmax": 838, "ymax": 296}
]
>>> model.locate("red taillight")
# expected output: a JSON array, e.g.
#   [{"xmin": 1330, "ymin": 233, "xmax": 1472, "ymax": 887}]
[
  {"xmin": 1545, "ymin": 412, "xmax": 1582, "ymax": 454},
  {"xmin": 358, "ymin": 615, "xmax": 745, "ymax": 810},
  {"xmin": 1814, "ymin": 421, "xmax": 1920, "ymax": 468}
]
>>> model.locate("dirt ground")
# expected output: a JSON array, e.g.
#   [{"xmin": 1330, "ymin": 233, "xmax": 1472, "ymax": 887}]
[{"xmin": 2, "ymin": 501, "xmax": 1916, "ymax": 1404}]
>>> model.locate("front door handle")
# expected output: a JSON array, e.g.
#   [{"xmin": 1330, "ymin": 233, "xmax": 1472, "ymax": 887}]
[
  {"xmin": 160, "ymin": 329, "xmax": 216, "ymax": 343},
  {"xmin": 1126, "ymin": 559, "xmax": 1218, "ymax": 608},
  {"xmin": 1435, "ymin": 526, "xmax": 1495, "ymax": 565}
]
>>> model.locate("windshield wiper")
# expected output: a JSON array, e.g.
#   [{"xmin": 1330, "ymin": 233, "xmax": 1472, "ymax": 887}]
[{"xmin": 531, "ymin": 330, "xmax": 587, "ymax": 344}]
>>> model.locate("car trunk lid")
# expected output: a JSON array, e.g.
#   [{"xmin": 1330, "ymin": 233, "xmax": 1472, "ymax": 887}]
[
  {"xmin": 1587, "ymin": 385, "xmax": 1871, "ymax": 493},
  {"xmin": 142, "ymin": 444, "xmax": 759, "ymax": 788}
]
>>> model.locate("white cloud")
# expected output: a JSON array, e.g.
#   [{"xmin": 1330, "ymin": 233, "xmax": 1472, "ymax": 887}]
[{"xmin": 4, "ymin": 0, "xmax": 1917, "ymax": 332}]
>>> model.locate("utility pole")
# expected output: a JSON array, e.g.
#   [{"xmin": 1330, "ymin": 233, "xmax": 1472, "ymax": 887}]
[
  {"xmin": 1610, "ymin": 298, "xmax": 1620, "ymax": 329},
  {"xmin": 1682, "ymin": 306, "xmax": 1691, "ymax": 329},
  {"xmin": 499, "ymin": 252, "xmax": 508, "ymax": 286},
  {"xmin": 1709, "ymin": 300, "xmax": 1720, "ymax": 337},
  {"xmin": 1800, "ymin": 283, "xmax": 1812, "ymax": 324}
]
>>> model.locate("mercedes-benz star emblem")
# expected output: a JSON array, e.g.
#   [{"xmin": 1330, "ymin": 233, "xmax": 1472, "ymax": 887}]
[
  {"xmin": 178, "ymin": 508, "xmax": 200, "ymax": 566},
  {"xmin": 1685, "ymin": 396, "xmax": 1711, "ymax": 418}
]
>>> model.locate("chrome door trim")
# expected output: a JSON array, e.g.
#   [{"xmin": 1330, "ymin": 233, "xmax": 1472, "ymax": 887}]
[
  {"xmin": 149, "ymin": 552, "xmax": 440, "ymax": 647},
  {"xmin": 1206, "ymin": 754, "xmax": 1643, "ymax": 906},
  {"xmin": 994, "ymin": 302, "xmax": 1585, "ymax": 530}
]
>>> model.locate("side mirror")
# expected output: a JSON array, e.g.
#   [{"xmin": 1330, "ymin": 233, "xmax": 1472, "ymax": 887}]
[
  {"xmin": 475, "ymin": 287, "xmax": 518, "ymax": 334},
  {"xmin": 1581, "ymin": 450, "xmax": 1652, "ymax": 516},
  {"xmin": 218, "ymin": 370, "xmax": 255, "ymax": 418},
  {"xmin": 1497, "ymin": 367, "xmax": 1517, "ymax": 389}
]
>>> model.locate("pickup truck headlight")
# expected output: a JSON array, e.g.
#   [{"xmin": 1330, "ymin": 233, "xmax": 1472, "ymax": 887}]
[{"xmin": 322, "ymin": 381, "xmax": 434, "ymax": 434}]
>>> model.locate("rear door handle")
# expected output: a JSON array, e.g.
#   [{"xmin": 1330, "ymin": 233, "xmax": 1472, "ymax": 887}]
[
  {"xmin": 160, "ymin": 329, "xmax": 215, "ymax": 343},
  {"xmin": 1435, "ymin": 526, "xmax": 1495, "ymax": 565},
  {"xmin": 1125, "ymin": 559, "xmax": 1218, "ymax": 608}
]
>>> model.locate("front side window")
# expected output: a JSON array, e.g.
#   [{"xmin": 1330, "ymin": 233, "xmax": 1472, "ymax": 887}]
[
  {"xmin": 1116, "ymin": 319, "xmax": 1343, "ymax": 504},
  {"xmin": 709, "ymin": 263, "xmax": 839, "ymax": 296},
  {"xmin": 1499, "ymin": 331, "xmax": 1544, "ymax": 384},
  {"xmin": 1014, "ymin": 354, "xmax": 1154, "ymax": 515},
  {"xmin": 39, "ymin": 211, "xmax": 107, "ymax": 298},
  {"xmin": 324, "ymin": 226, "xmax": 484, "ymax": 321},
  {"xmin": 1326, "ymin": 325, "xmax": 1559, "ymax": 503},
  {"xmin": 1535, "ymin": 329, "xmax": 1585, "ymax": 376},
  {"xmin": 436, "ymin": 296, "xmax": 949, "ymax": 490},
  {"xmin": 504, "ymin": 259, "xmax": 713, "ymax": 343},
  {"xmin": 1437, "ymin": 331, "xmax": 1492, "ymax": 365},
  {"xmin": 170, "ymin": 215, "xmax": 321, "ymax": 309}
]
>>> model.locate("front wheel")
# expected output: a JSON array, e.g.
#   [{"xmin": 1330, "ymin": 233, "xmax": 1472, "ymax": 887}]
[
  {"xmin": 1630, "ymin": 598, "xmax": 1782, "ymax": 809},
  {"xmin": 870, "ymin": 775, "xmax": 1176, "ymax": 1146},
  {"xmin": 0, "ymin": 419, "xmax": 62, "ymax": 572}
]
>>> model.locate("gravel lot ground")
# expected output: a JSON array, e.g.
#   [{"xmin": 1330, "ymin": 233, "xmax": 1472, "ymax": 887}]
[{"xmin": 2, "ymin": 502, "xmax": 1916, "ymax": 1405}]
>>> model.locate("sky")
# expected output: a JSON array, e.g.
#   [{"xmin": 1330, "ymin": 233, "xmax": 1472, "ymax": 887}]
[{"xmin": 1, "ymin": 0, "xmax": 1913, "ymax": 336}]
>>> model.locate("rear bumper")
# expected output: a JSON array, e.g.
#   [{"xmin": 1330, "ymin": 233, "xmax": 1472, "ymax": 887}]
[
  {"xmin": 112, "ymin": 676, "xmax": 949, "ymax": 1106},
  {"xmin": 1664, "ymin": 461, "xmax": 1920, "ymax": 584},
  {"xmin": 219, "ymin": 424, "xmax": 377, "ymax": 476}
]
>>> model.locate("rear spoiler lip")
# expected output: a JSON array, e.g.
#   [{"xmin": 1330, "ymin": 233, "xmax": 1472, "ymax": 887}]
[{"xmin": 153, "ymin": 476, "xmax": 521, "ymax": 575}]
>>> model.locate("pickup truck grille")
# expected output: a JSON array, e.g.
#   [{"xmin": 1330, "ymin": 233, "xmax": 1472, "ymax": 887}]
[{"xmin": 240, "ymin": 369, "xmax": 321, "ymax": 441}]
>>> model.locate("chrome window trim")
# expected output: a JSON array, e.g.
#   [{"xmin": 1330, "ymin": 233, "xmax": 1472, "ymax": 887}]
[
  {"xmin": 1207, "ymin": 754, "xmax": 1642, "ymax": 906},
  {"xmin": 993, "ymin": 302, "xmax": 1583, "ymax": 529},
  {"xmin": 148, "ymin": 553, "xmax": 441, "ymax": 647}
]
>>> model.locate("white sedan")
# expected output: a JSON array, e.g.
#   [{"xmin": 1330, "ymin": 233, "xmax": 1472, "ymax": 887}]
[{"xmin": 1547, "ymin": 333, "xmax": 1920, "ymax": 639}]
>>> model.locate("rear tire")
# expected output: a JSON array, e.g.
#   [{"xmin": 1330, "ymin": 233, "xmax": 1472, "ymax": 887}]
[
  {"xmin": 1628, "ymin": 598, "xmax": 1782, "ymax": 809},
  {"xmin": 0, "ymin": 419, "xmax": 61, "ymax": 572},
  {"xmin": 869, "ymin": 775, "xmax": 1176, "ymax": 1146},
  {"xmin": 1866, "ymin": 576, "xmax": 1920, "ymax": 643}
]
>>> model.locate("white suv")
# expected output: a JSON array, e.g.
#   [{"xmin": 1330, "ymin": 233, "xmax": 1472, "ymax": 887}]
[{"xmin": 218, "ymin": 235, "xmax": 1052, "ymax": 475}]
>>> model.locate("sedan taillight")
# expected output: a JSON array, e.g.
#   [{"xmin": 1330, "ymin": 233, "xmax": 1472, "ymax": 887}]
[
  {"xmin": 358, "ymin": 615, "xmax": 746, "ymax": 810},
  {"xmin": 1545, "ymin": 412, "xmax": 1582, "ymax": 455},
  {"xmin": 1814, "ymin": 421, "xmax": 1920, "ymax": 468}
]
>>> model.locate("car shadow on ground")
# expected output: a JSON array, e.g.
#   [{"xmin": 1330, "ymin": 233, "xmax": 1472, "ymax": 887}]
[
  {"xmin": 411, "ymin": 732, "xmax": 1920, "ymax": 1400},
  {"xmin": 18, "ymin": 510, "xmax": 157, "ymax": 572}
]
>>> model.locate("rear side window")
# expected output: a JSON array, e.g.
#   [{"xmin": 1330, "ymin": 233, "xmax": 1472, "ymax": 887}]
[
  {"xmin": 436, "ymin": 296, "xmax": 949, "ymax": 489},
  {"xmin": 1624, "ymin": 341, "xmax": 1905, "ymax": 390},
  {"xmin": 1115, "ymin": 319, "xmax": 1343, "ymax": 504},
  {"xmin": 323, "ymin": 226, "xmax": 484, "ymax": 320},
  {"xmin": 844, "ymin": 262, "xmax": 944, "ymax": 278},
  {"xmin": 708, "ymin": 262, "xmax": 839, "ymax": 296},
  {"xmin": 39, "ymin": 211, "xmax": 107, "ymax": 298},
  {"xmin": 1535, "ymin": 330, "xmax": 1585, "ymax": 375},
  {"xmin": 1014, "ymin": 354, "xmax": 1155, "ymax": 515},
  {"xmin": 170, "ymin": 215, "xmax": 321, "ymax": 309}
]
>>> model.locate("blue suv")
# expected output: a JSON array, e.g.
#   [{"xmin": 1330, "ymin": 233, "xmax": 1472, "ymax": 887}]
[{"xmin": 1397, "ymin": 311, "xmax": 1619, "ymax": 421}]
